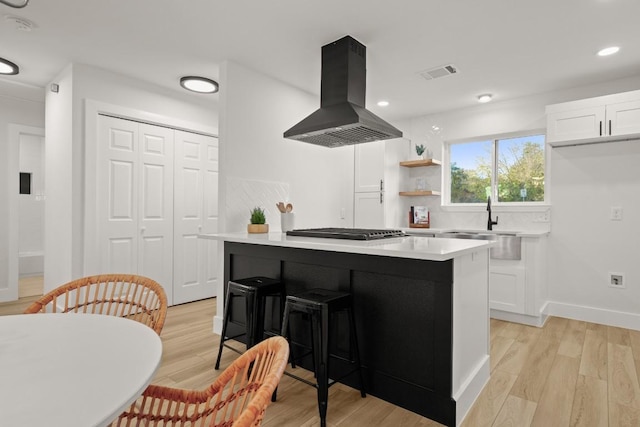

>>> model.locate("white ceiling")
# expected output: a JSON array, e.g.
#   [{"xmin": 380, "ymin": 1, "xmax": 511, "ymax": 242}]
[{"xmin": 1, "ymin": 0, "xmax": 639, "ymax": 121}]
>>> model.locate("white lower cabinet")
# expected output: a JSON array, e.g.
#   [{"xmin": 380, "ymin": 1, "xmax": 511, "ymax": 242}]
[
  {"xmin": 489, "ymin": 236, "xmax": 547, "ymax": 325},
  {"xmin": 489, "ymin": 264, "xmax": 525, "ymax": 313}
]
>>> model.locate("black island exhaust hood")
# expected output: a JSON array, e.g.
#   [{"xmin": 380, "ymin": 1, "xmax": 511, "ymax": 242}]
[{"xmin": 283, "ymin": 35, "xmax": 402, "ymax": 148}]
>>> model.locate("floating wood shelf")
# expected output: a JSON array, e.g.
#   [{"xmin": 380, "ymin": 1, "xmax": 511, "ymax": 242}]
[
  {"xmin": 399, "ymin": 190, "xmax": 441, "ymax": 196},
  {"xmin": 399, "ymin": 159, "xmax": 442, "ymax": 168}
]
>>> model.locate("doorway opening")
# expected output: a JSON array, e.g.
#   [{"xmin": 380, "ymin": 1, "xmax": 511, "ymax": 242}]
[{"xmin": 18, "ymin": 130, "xmax": 45, "ymax": 298}]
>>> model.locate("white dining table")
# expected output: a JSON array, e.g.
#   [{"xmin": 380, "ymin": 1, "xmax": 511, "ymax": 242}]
[{"xmin": 0, "ymin": 313, "xmax": 163, "ymax": 427}]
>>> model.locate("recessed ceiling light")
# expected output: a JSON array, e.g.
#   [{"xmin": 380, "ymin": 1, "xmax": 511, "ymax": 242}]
[
  {"xmin": 179, "ymin": 76, "xmax": 219, "ymax": 94},
  {"xmin": 477, "ymin": 94, "xmax": 492, "ymax": 103},
  {"xmin": 0, "ymin": 57, "xmax": 19, "ymax": 75},
  {"xmin": 597, "ymin": 46, "xmax": 620, "ymax": 57},
  {"xmin": 377, "ymin": 100, "xmax": 389, "ymax": 107}
]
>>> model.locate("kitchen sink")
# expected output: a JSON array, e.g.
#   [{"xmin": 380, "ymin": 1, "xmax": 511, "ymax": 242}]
[{"xmin": 436, "ymin": 231, "xmax": 521, "ymax": 260}]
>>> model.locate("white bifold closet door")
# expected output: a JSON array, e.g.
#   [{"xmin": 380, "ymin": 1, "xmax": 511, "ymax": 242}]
[
  {"xmin": 97, "ymin": 116, "xmax": 175, "ymax": 304},
  {"xmin": 173, "ymin": 130, "xmax": 218, "ymax": 305}
]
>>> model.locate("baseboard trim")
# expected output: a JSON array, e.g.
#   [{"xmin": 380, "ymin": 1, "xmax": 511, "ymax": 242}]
[
  {"xmin": 490, "ymin": 307, "xmax": 548, "ymax": 327},
  {"xmin": 213, "ymin": 315, "xmax": 223, "ymax": 335},
  {"xmin": 545, "ymin": 301, "xmax": 640, "ymax": 331},
  {"xmin": 454, "ymin": 355, "xmax": 490, "ymax": 426}
]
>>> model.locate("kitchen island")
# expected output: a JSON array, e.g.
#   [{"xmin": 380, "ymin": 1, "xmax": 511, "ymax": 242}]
[{"xmin": 200, "ymin": 232, "xmax": 493, "ymax": 427}]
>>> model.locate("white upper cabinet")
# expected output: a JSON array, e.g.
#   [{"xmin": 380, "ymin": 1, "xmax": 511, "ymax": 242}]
[
  {"xmin": 354, "ymin": 141, "xmax": 385, "ymax": 193},
  {"xmin": 546, "ymin": 89, "xmax": 640, "ymax": 146}
]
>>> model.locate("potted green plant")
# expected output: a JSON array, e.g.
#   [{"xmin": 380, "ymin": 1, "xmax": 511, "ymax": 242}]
[
  {"xmin": 415, "ymin": 143, "xmax": 426, "ymax": 158},
  {"xmin": 247, "ymin": 206, "xmax": 269, "ymax": 233}
]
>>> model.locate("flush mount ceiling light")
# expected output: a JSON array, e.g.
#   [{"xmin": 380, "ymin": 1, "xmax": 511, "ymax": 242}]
[
  {"xmin": 0, "ymin": 57, "xmax": 19, "ymax": 75},
  {"xmin": 377, "ymin": 100, "xmax": 389, "ymax": 107},
  {"xmin": 477, "ymin": 94, "xmax": 492, "ymax": 103},
  {"xmin": 597, "ymin": 46, "xmax": 620, "ymax": 57},
  {"xmin": 179, "ymin": 76, "xmax": 219, "ymax": 94}
]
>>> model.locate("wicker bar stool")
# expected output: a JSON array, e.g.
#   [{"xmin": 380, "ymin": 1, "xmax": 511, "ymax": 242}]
[
  {"xmin": 281, "ymin": 288, "xmax": 366, "ymax": 427},
  {"xmin": 215, "ymin": 276, "xmax": 285, "ymax": 370}
]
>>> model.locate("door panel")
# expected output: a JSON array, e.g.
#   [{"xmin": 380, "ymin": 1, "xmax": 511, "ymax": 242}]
[
  {"xmin": 354, "ymin": 140, "xmax": 385, "ymax": 192},
  {"xmin": 173, "ymin": 131, "xmax": 218, "ymax": 304},
  {"xmin": 98, "ymin": 117, "xmax": 139, "ymax": 275},
  {"xmin": 138, "ymin": 124, "xmax": 174, "ymax": 302},
  {"xmin": 109, "ymin": 160, "xmax": 135, "ymax": 220},
  {"xmin": 107, "ymin": 237, "xmax": 136, "ymax": 273},
  {"xmin": 97, "ymin": 117, "xmax": 174, "ymax": 304},
  {"xmin": 354, "ymin": 191, "xmax": 384, "ymax": 229}
]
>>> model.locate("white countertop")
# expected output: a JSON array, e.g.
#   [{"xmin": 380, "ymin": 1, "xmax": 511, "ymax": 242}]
[{"xmin": 199, "ymin": 232, "xmax": 495, "ymax": 261}]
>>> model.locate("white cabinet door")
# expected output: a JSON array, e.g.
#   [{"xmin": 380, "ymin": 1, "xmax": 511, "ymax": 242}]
[
  {"xmin": 354, "ymin": 141, "xmax": 385, "ymax": 193},
  {"xmin": 489, "ymin": 265, "xmax": 525, "ymax": 314},
  {"xmin": 607, "ymin": 99, "xmax": 640, "ymax": 137},
  {"xmin": 354, "ymin": 191, "xmax": 384, "ymax": 228},
  {"xmin": 173, "ymin": 131, "xmax": 218, "ymax": 304},
  {"xmin": 97, "ymin": 116, "xmax": 174, "ymax": 304},
  {"xmin": 546, "ymin": 106, "xmax": 605, "ymax": 144}
]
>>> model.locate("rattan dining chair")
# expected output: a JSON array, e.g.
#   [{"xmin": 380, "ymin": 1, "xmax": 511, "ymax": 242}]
[
  {"xmin": 113, "ymin": 335, "xmax": 290, "ymax": 427},
  {"xmin": 23, "ymin": 274, "xmax": 168, "ymax": 335}
]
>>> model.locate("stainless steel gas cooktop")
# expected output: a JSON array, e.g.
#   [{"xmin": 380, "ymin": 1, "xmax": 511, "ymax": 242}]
[{"xmin": 286, "ymin": 228, "xmax": 406, "ymax": 241}]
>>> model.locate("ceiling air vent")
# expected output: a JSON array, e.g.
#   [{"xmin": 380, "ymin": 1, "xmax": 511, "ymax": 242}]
[{"xmin": 419, "ymin": 64, "xmax": 459, "ymax": 81}]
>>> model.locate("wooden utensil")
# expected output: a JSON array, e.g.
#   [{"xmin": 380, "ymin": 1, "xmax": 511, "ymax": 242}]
[
  {"xmin": 277, "ymin": 202, "xmax": 286, "ymax": 213},
  {"xmin": 286, "ymin": 203, "xmax": 293, "ymax": 213}
]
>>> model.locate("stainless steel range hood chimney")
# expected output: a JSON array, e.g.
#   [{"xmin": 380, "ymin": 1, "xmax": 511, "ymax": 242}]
[{"xmin": 283, "ymin": 35, "xmax": 402, "ymax": 148}]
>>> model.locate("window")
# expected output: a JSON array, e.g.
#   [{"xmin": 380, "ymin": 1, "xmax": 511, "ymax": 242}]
[{"xmin": 446, "ymin": 133, "xmax": 546, "ymax": 205}]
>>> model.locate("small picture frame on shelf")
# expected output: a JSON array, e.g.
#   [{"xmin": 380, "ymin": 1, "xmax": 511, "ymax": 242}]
[{"xmin": 409, "ymin": 205, "xmax": 430, "ymax": 228}]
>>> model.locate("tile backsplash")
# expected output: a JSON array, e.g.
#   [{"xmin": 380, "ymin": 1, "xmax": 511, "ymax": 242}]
[{"xmin": 226, "ymin": 177, "xmax": 290, "ymax": 232}]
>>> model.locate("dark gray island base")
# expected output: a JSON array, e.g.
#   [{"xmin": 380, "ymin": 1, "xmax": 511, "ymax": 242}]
[{"xmin": 221, "ymin": 239, "xmax": 489, "ymax": 427}]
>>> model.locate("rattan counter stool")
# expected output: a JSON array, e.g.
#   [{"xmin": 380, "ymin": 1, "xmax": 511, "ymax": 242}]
[{"xmin": 280, "ymin": 288, "xmax": 366, "ymax": 427}]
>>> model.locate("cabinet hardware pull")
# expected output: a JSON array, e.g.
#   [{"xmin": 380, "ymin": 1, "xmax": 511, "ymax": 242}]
[
  {"xmin": 380, "ymin": 179, "xmax": 384, "ymax": 191},
  {"xmin": 599, "ymin": 121, "xmax": 602, "ymax": 136},
  {"xmin": 380, "ymin": 192, "xmax": 384, "ymax": 204},
  {"xmin": 609, "ymin": 120, "xmax": 612, "ymax": 135}
]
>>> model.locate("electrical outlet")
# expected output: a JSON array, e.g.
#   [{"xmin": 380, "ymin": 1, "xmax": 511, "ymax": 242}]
[
  {"xmin": 609, "ymin": 272, "xmax": 625, "ymax": 288},
  {"xmin": 610, "ymin": 206, "xmax": 623, "ymax": 221}
]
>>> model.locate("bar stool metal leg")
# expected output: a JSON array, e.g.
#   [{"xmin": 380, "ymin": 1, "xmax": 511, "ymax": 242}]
[
  {"xmin": 215, "ymin": 284, "xmax": 234, "ymax": 370},
  {"xmin": 315, "ymin": 304, "xmax": 330, "ymax": 427}
]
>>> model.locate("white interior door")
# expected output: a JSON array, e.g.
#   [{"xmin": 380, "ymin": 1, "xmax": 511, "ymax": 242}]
[
  {"xmin": 173, "ymin": 130, "xmax": 218, "ymax": 304},
  {"xmin": 138, "ymin": 124, "xmax": 174, "ymax": 303},
  {"xmin": 97, "ymin": 116, "xmax": 140, "ymax": 274},
  {"xmin": 97, "ymin": 116, "xmax": 174, "ymax": 304}
]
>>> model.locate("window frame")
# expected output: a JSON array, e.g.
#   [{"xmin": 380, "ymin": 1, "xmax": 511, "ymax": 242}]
[{"xmin": 442, "ymin": 129, "xmax": 550, "ymax": 211}]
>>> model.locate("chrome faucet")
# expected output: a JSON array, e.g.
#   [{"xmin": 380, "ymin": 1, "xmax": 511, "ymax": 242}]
[{"xmin": 487, "ymin": 196, "xmax": 498, "ymax": 230}]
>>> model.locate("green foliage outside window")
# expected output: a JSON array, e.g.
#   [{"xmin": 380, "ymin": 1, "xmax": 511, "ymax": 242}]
[{"xmin": 449, "ymin": 134, "xmax": 545, "ymax": 204}]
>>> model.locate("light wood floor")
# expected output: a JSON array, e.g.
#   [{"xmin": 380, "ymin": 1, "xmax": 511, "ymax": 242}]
[
  {"xmin": 18, "ymin": 275, "xmax": 44, "ymax": 298},
  {"xmin": 2, "ymin": 295, "xmax": 640, "ymax": 426}
]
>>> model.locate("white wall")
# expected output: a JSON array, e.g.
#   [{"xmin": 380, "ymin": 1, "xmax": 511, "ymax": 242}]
[
  {"xmin": 392, "ymin": 73, "xmax": 640, "ymax": 328},
  {"xmin": 547, "ymin": 140, "xmax": 640, "ymax": 328},
  {"xmin": 44, "ymin": 63, "xmax": 218, "ymax": 292},
  {"xmin": 216, "ymin": 61, "xmax": 355, "ymax": 328},
  {"xmin": 391, "ymin": 74, "xmax": 640, "ymax": 233},
  {"xmin": 0, "ymin": 81, "xmax": 45, "ymax": 297},
  {"xmin": 218, "ymin": 60, "xmax": 354, "ymax": 234}
]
